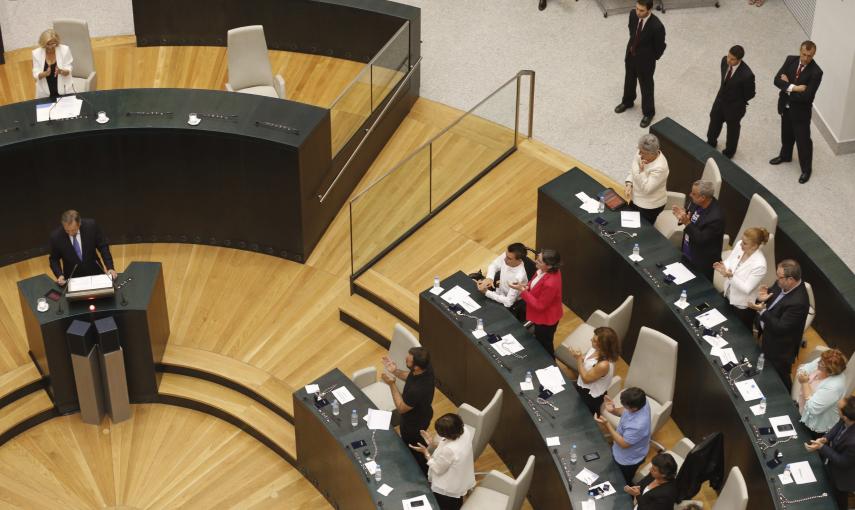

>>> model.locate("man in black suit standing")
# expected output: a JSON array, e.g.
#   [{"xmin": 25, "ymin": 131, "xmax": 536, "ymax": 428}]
[
  {"xmin": 748, "ymin": 259, "xmax": 810, "ymax": 391},
  {"xmin": 614, "ymin": 0, "xmax": 666, "ymax": 128},
  {"xmin": 706, "ymin": 45, "xmax": 756, "ymax": 159},
  {"xmin": 769, "ymin": 41, "xmax": 823, "ymax": 184},
  {"xmin": 806, "ymin": 396, "xmax": 855, "ymax": 510},
  {"xmin": 671, "ymin": 180, "xmax": 725, "ymax": 282},
  {"xmin": 49, "ymin": 209, "xmax": 117, "ymax": 285}
]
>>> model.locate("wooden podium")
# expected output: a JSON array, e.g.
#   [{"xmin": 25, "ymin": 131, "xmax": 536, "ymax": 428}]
[{"xmin": 18, "ymin": 261, "xmax": 170, "ymax": 414}]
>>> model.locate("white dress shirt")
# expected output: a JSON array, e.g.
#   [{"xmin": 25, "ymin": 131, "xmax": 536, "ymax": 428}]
[
  {"xmin": 625, "ymin": 151, "xmax": 669, "ymax": 209},
  {"xmin": 427, "ymin": 428, "xmax": 476, "ymax": 498},
  {"xmin": 576, "ymin": 348, "xmax": 615, "ymax": 398},
  {"xmin": 484, "ymin": 254, "xmax": 528, "ymax": 307},
  {"xmin": 721, "ymin": 240, "xmax": 767, "ymax": 309}
]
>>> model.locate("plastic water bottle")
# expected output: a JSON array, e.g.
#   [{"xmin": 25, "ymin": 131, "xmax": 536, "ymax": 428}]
[
  {"xmin": 758, "ymin": 397, "xmax": 767, "ymax": 415},
  {"xmin": 433, "ymin": 275, "xmax": 440, "ymax": 289},
  {"xmin": 374, "ymin": 463, "xmax": 382, "ymax": 482},
  {"xmin": 757, "ymin": 353, "xmax": 765, "ymax": 372},
  {"xmin": 525, "ymin": 370, "xmax": 532, "ymax": 385},
  {"xmin": 570, "ymin": 444, "xmax": 578, "ymax": 464},
  {"xmin": 351, "ymin": 409, "xmax": 358, "ymax": 427},
  {"xmin": 632, "ymin": 243, "xmax": 640, "ymax": 258},
  {"xmin": 679, "ymin": 289, "xmax": 687, "ymax": 305},
  {"xmin": 331, "ymin": 399, "xmax": 340, "ymax": 416},
  {"xmin": 783, "ymin": 464, "xmax": 792, "ymax": 480},
  {"xmin": 476, "ymin": 318, "xmax": 484, "ymax": 331},
  {"xmin": 598, "ymin": 196, "xmax": 605, "ymax": 213}
]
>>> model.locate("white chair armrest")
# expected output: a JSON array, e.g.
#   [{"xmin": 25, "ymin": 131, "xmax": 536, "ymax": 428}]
[
  {"xmin": 351, "ymin": 367, "xmax": 377, "ymax": 388},
  {"xmin": 274, "ymin": 74, "xmax": 286, "ymax": 99},
  {"xmin": 671, "ymin": 437, "xmax": 695, "ymax": 459},
  {"xmin": 586, "ymin": 309, "xmax": 609, "ymax": 329},
  {"xmin": 225, "ymin": 82, "xmax": 235, "ymax": 92},
  {"xmin": 457, "ymin": 403, "xmax": 480, "ymax": 425},
  {"xmin": 85, "ymin": 71, "xmax": 97, "ymax": 91},
  {"xmin": 650, "ymin": 439, "xmax": 666, "ymax": 453},
  {"xmin": 606, "ymin": 375, "xmax": 623, "ymax": 399},
  {"xmin": 652, "ymin": 401, "xmax": 673, "ymax": 433},
  {"xmin": 478, "ymin": 470, "xmax": 516, "ymax": 494},
  {"xmin": 722, "ymin": 233, "xmax": 731, "ymax": 252}
]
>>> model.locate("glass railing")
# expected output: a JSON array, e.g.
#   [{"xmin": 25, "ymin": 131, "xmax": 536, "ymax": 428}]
[
  {"xmin": 329, "ymin": 22, "xmax": 410, "ymax": 157},
  {"xmin": 349, "ymin": 71, "xmax": 535, "ymax": 276}
]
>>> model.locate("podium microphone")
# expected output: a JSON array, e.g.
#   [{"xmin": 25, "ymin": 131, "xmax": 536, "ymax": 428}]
[{"xmin": 56, "ymin": 263, "xmax": 79, "ymax": 315}]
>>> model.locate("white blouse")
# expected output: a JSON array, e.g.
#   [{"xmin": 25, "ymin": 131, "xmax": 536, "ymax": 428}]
[
  {"xmin": 576, "ymin": 348, "xmax": 614, "ymax": 398},
  {"xmin": 427, "ymin": 428, "xmax": 476, "ymax": 498},
  {"xmin": 484, "ymin": 254, "xmax": 529, "ymax": 307}
]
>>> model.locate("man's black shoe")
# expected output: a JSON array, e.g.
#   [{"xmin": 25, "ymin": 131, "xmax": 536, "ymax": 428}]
[
  {"xmin": 614, "ymin": 103, "xmax": 630, "ymax": 114},
  {"xmin": 798, "ymin": 173, "xmax": 810, "ymax": 184},
  {"xmin": 538, "ymin": 0, "xmax": 546, "ymax": 10},
  {"xmin": 769, "ymin": 156, "xmax": 791, "ymax": 165},
  {"xmin": 722, "ymin": 150, "xmax": 734, "ymax": 159},
  {"xmin": 640, "ymin": 116, "xmax": 653, "ymax": 128}
]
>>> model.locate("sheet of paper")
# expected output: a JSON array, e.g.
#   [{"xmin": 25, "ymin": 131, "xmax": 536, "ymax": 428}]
[
  {"xmin": 520, "ymin": 381, "xmax": 534, "ymax": 391},
  {"xmin": 493, "ymin": 334, "xmax": 524, "ymax": 356},
  {"xmin": 620, "ymin": 211, "xmax": 641, "ymax": 228},
  {"xmin": 703, "ymin": 335, "xmax": 729, "ymax": 349},
  {"xmin": 788, "ymin": 461, "xmax": 817, "ymax": 484},
  {"xmin": 52, "ymin": 96, "xmax": 82, "ymax": 119},
  {"xmin": 304, "ymin": 384, "xmax": 319, "ymax": 394},
  {"xmin": 715, "ymin": 347, "xmax": 738, "ymax": 365},
  {"xmin": 429, "ymin": 286, "xmax": 443, "ymax": 295},
  {"xmin": 68, "ymin": 274, "xmax": 113, "ymax": 292},
  {"xmin": 364, "ymin": 460, "xmax": 378, "ymax": 474},
  {"xmin": 377, "ymin": 483, "xmax": 393, "ymax": 496},
  {"xmin": 546, "ymin": 436, "xmax": 560, "ymax": 446},
  {"xmin": 366, "ymin": 409, "xmax": 392, "ymax": 430},
  {"xmin": 472, "ymin": 329, "xmax": 487, "ymax": 339},
  {"xmin": 697, "ymin": 308, "xmax": 728, "ymax": 329},
  {"xmin": 575, "ymin": 191, "xmax": 594, "ymax": 202},
  {"xmin": 769, "ymin": 415, "xmax": 799, "ymax": 438},
  {"xmin": 544, "ymin": 384, "xmax": 565, "ymax": 395},
  {"xmin": 440, "ymin": 285, "xmax": 469, "ymax": 304},
  {"xmin": 590, "ymin": 481, "xmax": 617, "ymax": 500},
  {"xmin": 663, "ymin": 262, "xmax": 696, "ymax": 285},
  {"xmin": 331, "ymin": 386, "xmax": 355, "ymax": 405},
  {"xmin": 778, "ymin": 472, "xmax": 794, "ymax": 485},
  {"xmin": 734, "ymin": 379, "xmax": 764, "ymax": 402},
  {"xmin": 580, "ymin": 200, "xmax": 601, "ymax": 214},
  {"xmin": 628, "ymin": 253, "xmax": 644, "ymax": 262},
  {"xmin": 575, "ymin": 467, "xmax": 599, "ymax": 485},
  {"xmin": 403, "ymin": 495, "xmax": 431, "ymax": 510},
  {"xmin": 36, "ymin": 103, "xmax": 53, "ymax": 122},
  {"xmin": 581, "ymin": 500, "xmax": 596, "ymax": 510},
  {"xmin": 674, "ymin": 299, "xmax": 689, "ymax": 310},
  {"xmin": 750, "ymin": 403, "xmax": 766, "ymax": 416},
  {"xmin": 534, "ymin": 365, "xmax": 566, "ymax": 389},
  {"xmin": 457, "ymin": 295, "xmax": 481, "ymax": 313}
]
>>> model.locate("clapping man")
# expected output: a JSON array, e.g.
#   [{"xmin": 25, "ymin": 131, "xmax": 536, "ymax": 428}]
[{"xmin": 805, "ymin": 396, "xmax": 855, "ymax": 510}]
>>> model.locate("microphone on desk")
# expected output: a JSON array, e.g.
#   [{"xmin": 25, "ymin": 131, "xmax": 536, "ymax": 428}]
[
  {"xmin": 56, "ymin": 263, "xmax": 79, "ymax": 315},
  {"xmin": 70, "ymin": 83, "xmax": 95, "ymax": 117}
]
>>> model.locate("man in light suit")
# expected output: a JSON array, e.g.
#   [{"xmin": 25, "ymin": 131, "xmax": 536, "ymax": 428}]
[
  {"xmin": 769, "ymin": 41, "xmax": 823, "ymax": 184},
  {"xmin": 806, "ymin": 396, "xmax": 855, "ymax": 510},
  {"xmin": 748, "ymin": 259, "xmax": 810, "ymax": 391},
  {"xmin": 614, "ymin": 0, "xmax": 667, "ymax": 128},
  {"xmin": 48, "ymin": 209, "xmax": 117, "ymax": 285},
  {"xmin": 706, "ymin": 45, "xmax": 756, "ymax": 159}
]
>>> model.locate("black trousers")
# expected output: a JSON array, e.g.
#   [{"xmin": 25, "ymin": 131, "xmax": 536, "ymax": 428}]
[
  {"xmin": 574, "ymin": 383, "xmax": 605, "ymax": 415},
  {"xmin": 729, "ymin": 304, "xmax": 756, "ymax": 331},
  {"xmin": 433, "ymin": 492, "xmax": 463, "ymax": 510},
  {"xmin": 402, "ymin": 427, "xmax": 429, "ymax": 475},
  {"xmin": 629, "ymin": 202, "xmax": 664, "ymax": 226},
  {"xmin": 768, "ymin": 355, "xmax": 794, "ymax": 393},
  {"xmin": 779, "ymin": 108, "xmax": 813, "ymax": 176},
  {"xmin": 622, "ymin": 57, "xmax": 656, "ymax": 116},
  {"xmin": 707, "ymin": 101, "xmax": 745, "ymax": 156},
  {"xmin": 534, "ymin": 322, "xmax": 558, "ymax": 358},
  {"xmin": 617, "ymin": 459, "xmax": 644, "ymax": 484}
]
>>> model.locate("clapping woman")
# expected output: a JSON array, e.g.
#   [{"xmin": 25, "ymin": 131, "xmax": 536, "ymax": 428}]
[{"xmin": 32, "ymin": 29, "xmax": 74, "ymax": 99}]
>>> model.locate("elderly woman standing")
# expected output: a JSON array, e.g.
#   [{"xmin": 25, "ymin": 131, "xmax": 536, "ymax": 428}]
[
  {"xmin": 625, "ymin": 134, "xmax": 670, "ymax": 225},
  {"xmin": 797, "ymin": 349, "xmax": 848, "ymax": 438},
  {"xmin": 32, "ymin": 29, "xmax": 74, "ymax": 99}
]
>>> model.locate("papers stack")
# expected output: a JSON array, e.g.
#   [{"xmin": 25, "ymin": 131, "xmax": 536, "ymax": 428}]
[
  {"xmin": 575, "ymin": 467, "xmax": 599, "ymax": 485},
  {"xmin": 714, "ymin": 347, "xmax": 738, "ymax": 365},
  {"xmin": 534, "ymin": 365, "xmax": 566, "ymax": 395},
  {"xmin": 364, "ymin": 409, "xmax": 392, "ymax": 430},
  {"xmin": 663, "ymin": 262, "xmax": 696, "ymax": 285},
  {"xmin": 36, "ymin": 95, "xmax": 83, "ymax": 122},
  {"xmin": 440, "ymin": 285, "xmax": 481, "ymax": 312},
  {"xmin": 331, "ymin": 386, "xmax": 355, "ymax": 405},
  {"xmin": 787, "ymin": 461, "xmax": 817, "ymax": 484},
  {"xmin": 575, "ymin": 192, "xmax": 601, "ymax": 214},
  {"xmin": 734, "ymin": 379, "xmax": 764, "ymax": 402},
  {"xmin": 696, "ymin": 308, "xmax": 728, "ymax": 329},
  {"xmin": 493, "ymin": 334, "xmax": 524, "ymax": 356}
]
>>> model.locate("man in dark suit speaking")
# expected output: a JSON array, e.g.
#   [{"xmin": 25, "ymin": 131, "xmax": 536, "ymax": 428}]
[
  {"xmin": 748, "ymin": 259, "xmax": 810, "ymax": 391},
  {"xmin": 614, "ymin": 0, "xmax": 666, "ymax": 129},
  {"xmin": 706, "ymin": 45, "xmax": 756, "ymax": 159},
  {"xmin": 49, "ymin": 209, "xmax": 117, "ymax": 285}
]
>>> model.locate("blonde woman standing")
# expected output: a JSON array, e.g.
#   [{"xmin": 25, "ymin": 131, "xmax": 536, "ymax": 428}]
[
  {"xmin": 713, "ymin": 227, "xmax": 769, "ymax": 328},
  {"xmin": 32, "ymin": 29, "xmax": 74, "ymax": 99}
]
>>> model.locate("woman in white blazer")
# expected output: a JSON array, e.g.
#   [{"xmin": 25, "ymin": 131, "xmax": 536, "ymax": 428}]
[
  {"xmin": 32, "ymin": 29, "xmax": 74, "ymax": 99},
  {"xmin": 713, "ymin": 227, "xmax": 770, "ymax": 328},
  {"xmin": 625, "ymin": 133, "xmax": 670, "ymax": 225}
]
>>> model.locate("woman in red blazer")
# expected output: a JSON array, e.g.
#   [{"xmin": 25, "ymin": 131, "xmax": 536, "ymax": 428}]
[{"xmin": 510, "ymin": 249, "xmax": 563, "ymax": 357}]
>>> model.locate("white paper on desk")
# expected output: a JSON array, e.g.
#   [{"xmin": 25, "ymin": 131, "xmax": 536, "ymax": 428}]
[
  {"xmin": 735, "ymin": 379, "xmax": 764, "ymax": 402},
  {"xmin": 377, "ymin": 483, "xmax": 393, "ymax": 496},
  {"xmin": 366, "ymin": 409, "xmax": 392, "ymax": 430},
  {"xmin": 575, "ymin": 191, "xmax": 594, "ymax": 203},
  {"xmin": 403, "ymin": 495, "xmax": 432, "ymax": 510},
  {"xmin": 715, "ymin": 347, "xmax": 738, "ymax": 365},
  {"xmin": 628, "ymin": 253, "xmax": 644, "ymax": 262},
  {"xmin": 36, "ymin": 96, "xmax": 82, "ymax": 122},
  {"xmin": 663, "ymin": 262, "xmax": 697, "ymax": 285},
  {"xmin": 534, "ymin": 365, "xmax": 566, "ymax": 390},
  {"xmin": 575, "ymin": 467, "xmax": 599, "ymax": 485},
  {"xmin": 472, "ymin": 329, "xmax": 487, "ymax": 339},
  {"xmin": 429, "ymin": 286, "xmax": 444, "ymax": 295},
  {"xmin": 546, "ymin": 436, "xmax": 560, "ymax": 446},
  {"xmin": 493, "ymin": 334, "xmax": 524, "ymax": 356},
  {"xmin": 703, "ymin": 335, "xmax": 728, "ymax": 349},
  {"xmin": 331, "ymin": 386, "xmax": 355, "ymax": 405},
  {"xmin": 750, "ymin": 403, "xmax": 767, "ymax": 416},
  {"xmin": 590, "ymin": 481, "xmax": 617, "ymax": 500},
  {"xmin": 520, "ymin": 381, "xmax": 534, "ymax": 391},
  {"xmin": 580, "ymin": 200, "xmax": 601, "ymax": 214},
  {"xmin": 788, "ymin": 461, "xmax": 817, "ymax": 484},
  {"xmin": 769, "ymin": 415, "xmax": 799, "ymax": 438},
  {"xmin": 778, "ymin": 472, "xmax": 794, "ymax": 485},
  {"xmin": 457, "ymin": 295, "xmax": 481, "ymax": 313},
  {"xmin": 674, "ymin": 299, "xmax": 690, "ymax": 310},
  {"xmin": 440, "ymin": 285, "xmax": 469, "ymax": 304},
  {"xmin": 364, "ymin": 460, "xmax": 378, "ymax": 474},
  {"xmin": 581, "ymin": 500, "xmax": 596, "ymax": 510},
  {"xmin": 304, "ymin": 384, "xmax": 320, "ymax": 394},
  {"xmin": 620, "ymin": 211, "xmax": 641, "ymax": 228},
  {"xmin": 697, "ymin": 308, "xmax": 728, "ymax": 329}
]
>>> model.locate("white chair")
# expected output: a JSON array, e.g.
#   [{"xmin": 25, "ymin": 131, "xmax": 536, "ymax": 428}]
[
  {"xmin": 461, "ymin": 454, "xmax": 534, "ymax": 510},
  {"xmin": 226, "ymin": 25, "xmax": 286, "ymax": 99},
  {"xmin": 351, "ymin": 324, "xmax": 419, "ymax": 414},
  {"xmin": 702, "ymin": 157, "xmax": 723, "ymax": 200},
  {"xmin": 804, "ymin": 281, "xmax": 816, "ymax": 333},
  {"xmin": 53, "ymin": 19, "xmax": 97, "ymax": 92},
  {"xmin": 458, "ymin": 389, "xmax": 503, "ymax": 460},
  {"xmin": 654, "ymin": 158, "xmax": 721, "ymax": 247},
  {"xmin": 791, "ymin": 345, "xmax": 855, "ymax": 401},
  {"xmin": 555, "ymin": 295, "xmax": 634, "ymax": 372},
  {"xmin": 633, "ymin": 437, "xmax": 695, "ymax": 483},
  {"xmin": 722, "ymin": 194, "xmax": 777, "ymax": 257},
  {"xmin": 678, "ymin": 466, "xmax": 748, "ymax": 510},
  {"xmin": 601, "ymin": 327, "xmax": 678, "ymax": 435}
]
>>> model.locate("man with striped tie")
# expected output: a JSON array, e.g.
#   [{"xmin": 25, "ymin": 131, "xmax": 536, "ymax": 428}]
[
  {"xmin": 769, "ymin": 41, "xmax": 823, "ymax": 184},
  {"xmin": 49, "ymin": 209, "xmax": 117, "ymax": 285}
]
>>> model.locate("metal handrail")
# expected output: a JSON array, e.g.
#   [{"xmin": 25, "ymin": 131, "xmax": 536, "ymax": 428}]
[
  {"xmin": 318, "ymin": 57, "xmax": 422, "ymax": 202},
  {"xmin": 349, "ymin": 69, "xmax": 535, "ymax": 204}
]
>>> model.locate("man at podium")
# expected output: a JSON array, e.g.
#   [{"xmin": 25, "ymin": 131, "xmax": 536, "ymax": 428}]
[{"xmin": 49, "ymin": 209, "xmax": 117, "ymax": 285}]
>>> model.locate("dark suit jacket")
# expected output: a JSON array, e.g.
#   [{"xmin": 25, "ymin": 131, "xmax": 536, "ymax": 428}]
[
  {"xmin": 755, "ymin": 281, "xmax": 809, "ymax": 362},
  {"xmin": 625, "ymin": 10, "xmax": 666, "ymax": 71},
  {"xmin": 819, "ymin": 420, "xmax": 855, "ymax": 492},
  {"xmin": 682, "ymin": 198, "xmax": 725, "ymax": 280},
  {"xmin": 713, "ymin": 57, "xmax": 756, "ymax": 120},
  {"xmin": 635, "ymin": 474, "xmax": 678, "ymax": 510},
  {"xmin": 48, "ymin": 218, "xmax": 114, "ymax": 279},
  {"xmin": 774, "ymin": 55, "xmax": 823, "ymax": 120}
]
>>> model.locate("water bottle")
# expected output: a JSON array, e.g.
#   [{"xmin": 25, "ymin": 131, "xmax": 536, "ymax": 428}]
[
  {"xmin": 476, "ymin": 318, "xmax": 484, "ymax": 331},
  {"xmin": 351, "ymin": 409, "xmax": 358, "ymax": 427},
  {"xmin": 570, "ymin": 443, "xmax": 578, "ymax": 464},
  {"xmin": 525, "ymin": 370, "xmax": 532, "ymax": 385},
  {"xmin": 374, "ymin": 463, "xmax": 382, "ymax": 482},
  {"xmin": 598, "ymin": 195, "xmax": 605, "ymax": 213},
  {"xmin": 433, "ymin": 275, "xmax": 440, "ymax": 289},
  {"xmin": 783, "ymin": 463, "xmax": 791, "ymax": 480},
  {"xmin": 757, "ymin": 353, "xmax": 765, "ymax": 372},
  {"xmin": 758, "ymin": 397, "xmax": 767, "ymax": 415},
  {"xmin": 331, "ymin": 399, "xmax": 340, "ymax": 416},
  {"xmin": 679, "ymin": 289, "xmax": 687, "ymax": 305},
  {"xmin": 632, "ymin": 243, "xmax": 640, "ymax": 258}
]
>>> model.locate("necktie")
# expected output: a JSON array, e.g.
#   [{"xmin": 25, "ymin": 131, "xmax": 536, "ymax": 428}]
[
  {"xmin": 795, "ymin": 64, "xmax": 803, "ymax": 81},
  {"xmin": 724, "ymin": 66, "xmax": 733, "ymax": 82},
  {"xmin": 631, "ymin": 19, "xmax": 643, "ymax": 55},
  {"xmin": 72, "ymin": 235, "xmax": 82, "ymax": 261}
]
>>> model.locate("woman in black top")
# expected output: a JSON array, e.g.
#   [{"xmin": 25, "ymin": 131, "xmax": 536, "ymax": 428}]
[
  {"xmin": 624, "ymin": 452, "xmax": 679, "ymax": 509},
  {"xmin": 32, "ymin": 29, "xmax": 74, "ymax": 99}
]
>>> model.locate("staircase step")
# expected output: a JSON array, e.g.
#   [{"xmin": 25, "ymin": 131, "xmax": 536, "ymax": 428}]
[
  {"xmin": 353, "ymin": 269, "xmax": 419, "ymax": 328},
  {"xmin": 339, "ymin": 293, "xmax": 417, "ymax": 349},
  {"xmin": 0, "ymin": 390, "xmax": 55, "ymax": 445}
]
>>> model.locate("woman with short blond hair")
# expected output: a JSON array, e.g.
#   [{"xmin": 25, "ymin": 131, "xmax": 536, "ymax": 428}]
[
  {"xmin": 32, "ymin": 29, "xmax": 74, "ymax": 99},
  {"xmin": 713, "ymin": 226, "xmax": 769, "ymax": 328}
]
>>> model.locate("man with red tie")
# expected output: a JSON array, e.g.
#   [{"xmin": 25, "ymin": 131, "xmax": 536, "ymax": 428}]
[
  {"xmin": 769, "ymin": 41, "xmax": 823, "ymax": 184},
  {"xmin": 48, "ymin": 209, "xmax": 117, "ymax": 285},
  {"xmin": 614, "ymin": 0, "xmax": 667, "ymax": 129},
  {"xmin": 706, "ymin": 45, "xmax": 756, "ymax": 159}
]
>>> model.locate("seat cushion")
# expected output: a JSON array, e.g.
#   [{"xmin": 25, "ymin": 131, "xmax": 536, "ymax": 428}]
[
  {"xmin": 237, "ymin": 85, "xmax": 279, "ymax": 98},
  {"xmin": 462, "ymin": 487, "xmax": 509, "ymax": 509},
  {"xmin": 361, "ymin": 382, "xmax": 395, "ymax": 412},
  {"xmin": 555, "ymin": 323, "xmax": 595, "ymax": 371}
]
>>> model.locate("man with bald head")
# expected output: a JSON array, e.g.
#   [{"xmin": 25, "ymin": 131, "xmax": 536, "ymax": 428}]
[{"xmin": 48, "ymin": 209, "xmax": 117, "ymax": 285}]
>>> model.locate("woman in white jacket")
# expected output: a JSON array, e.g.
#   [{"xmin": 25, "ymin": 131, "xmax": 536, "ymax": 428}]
[
  {"xmin": 409, "ymin": 413, "xmax": 475, "ymax": 510},
  {"xmin": 32, "ymin": 29, "xmax": 74, "ymax": 99},
  {"xmin": 625, "ymin": 134, "xmax": 670, "ymax": 225},
  {"xmin": 713, "ymin": 227, "xmax": 769, "ymax": 327}
]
